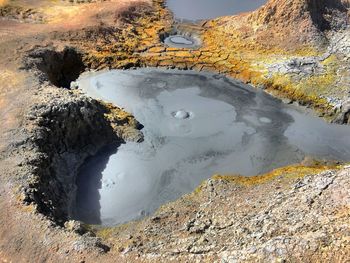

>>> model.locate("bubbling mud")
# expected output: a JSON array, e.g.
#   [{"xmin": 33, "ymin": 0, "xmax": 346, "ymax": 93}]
[
  {"xmin": 172, "ymin": 110, "xmax": 192, "ymax": 119},
  {"xmin": 75, "ymin": 69, "xmax": 350, "ymax": 226}
]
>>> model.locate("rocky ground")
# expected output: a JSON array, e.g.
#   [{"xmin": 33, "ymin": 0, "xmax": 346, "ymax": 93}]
[
  {"xmin": 93, "ymin": 164, "xmax": 350, "ymax": 262},
  {"xmin": 0, "ymin": 0, "xmax": 349, "ymax": 262}
]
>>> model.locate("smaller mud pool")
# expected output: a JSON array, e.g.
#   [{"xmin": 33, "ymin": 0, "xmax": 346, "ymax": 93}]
[
  {"xmin": 166, "ymin": 0, "xmax": 267, "ymax": 21},
  {"xmin": 164, "ymin": 35, "xmax": 195, "ymax": 48},
  {"xmin": 75, "ymin": 69, "xmax": 350, "ymax": 226},
  {"xmin": 163, "ymin": 35, "xmax": 199, "ymax": 49}
]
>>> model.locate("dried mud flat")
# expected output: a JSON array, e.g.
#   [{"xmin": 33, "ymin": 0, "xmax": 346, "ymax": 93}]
[{"xmin": 0, "ymin": 0, "xmax": 349, "ymax": 262}]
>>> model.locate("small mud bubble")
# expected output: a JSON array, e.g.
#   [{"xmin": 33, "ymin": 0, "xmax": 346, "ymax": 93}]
[
  {"xmin": 259, "ymin": 117, "xmax": 272, "ymax": 124},
  {"xmin": 172, "ymin": 110, "xmax": 192, "ymax": 119}
]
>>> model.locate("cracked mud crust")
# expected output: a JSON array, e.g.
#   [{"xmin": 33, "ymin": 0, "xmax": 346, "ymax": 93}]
[{"xmin": 0, "ymin": 0, "xmax": 349, "ymax": 262}]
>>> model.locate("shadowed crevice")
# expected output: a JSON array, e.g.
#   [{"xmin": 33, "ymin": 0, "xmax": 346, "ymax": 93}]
[{"xmin": 24, "ymin": 47, "xmax": 85, "ymax": 89}]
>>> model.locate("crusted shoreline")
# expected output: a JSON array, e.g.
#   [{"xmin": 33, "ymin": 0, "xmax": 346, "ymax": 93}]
[{"xmin": 20, "ymin": 88, "xmax": 143, "ymax": 224}]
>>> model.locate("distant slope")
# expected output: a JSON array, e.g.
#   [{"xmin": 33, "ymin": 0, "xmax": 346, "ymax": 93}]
[{"xmin": 212, "ymin": 0, "xmax": 349, "ymax": 49}]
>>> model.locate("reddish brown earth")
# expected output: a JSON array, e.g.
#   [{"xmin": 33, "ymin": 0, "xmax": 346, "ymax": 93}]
[{"xmin": 0, "ymin": 1, "xmax": 158, "ymax": 262}]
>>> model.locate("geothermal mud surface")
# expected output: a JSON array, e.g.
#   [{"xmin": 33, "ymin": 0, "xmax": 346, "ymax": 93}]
[
  {"xmin": 166, "ymin": 0, "xmax": 267, "ymax": 20},
  {"xmin": 76, "ymin": 69, "xmax": 350, "ymax": 226},
  {"xmin": 163, "ymin": 35, "xmax": 199, "ymax": 49}
]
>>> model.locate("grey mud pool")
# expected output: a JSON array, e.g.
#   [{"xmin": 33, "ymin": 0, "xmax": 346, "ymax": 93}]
[
  {"xmin": 166, "ymin": 0, "xmax": 267, "ymax": 21},
  {"xmin": 75, "ymin": 69, "xmax": 350, "ymax": 226}
]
